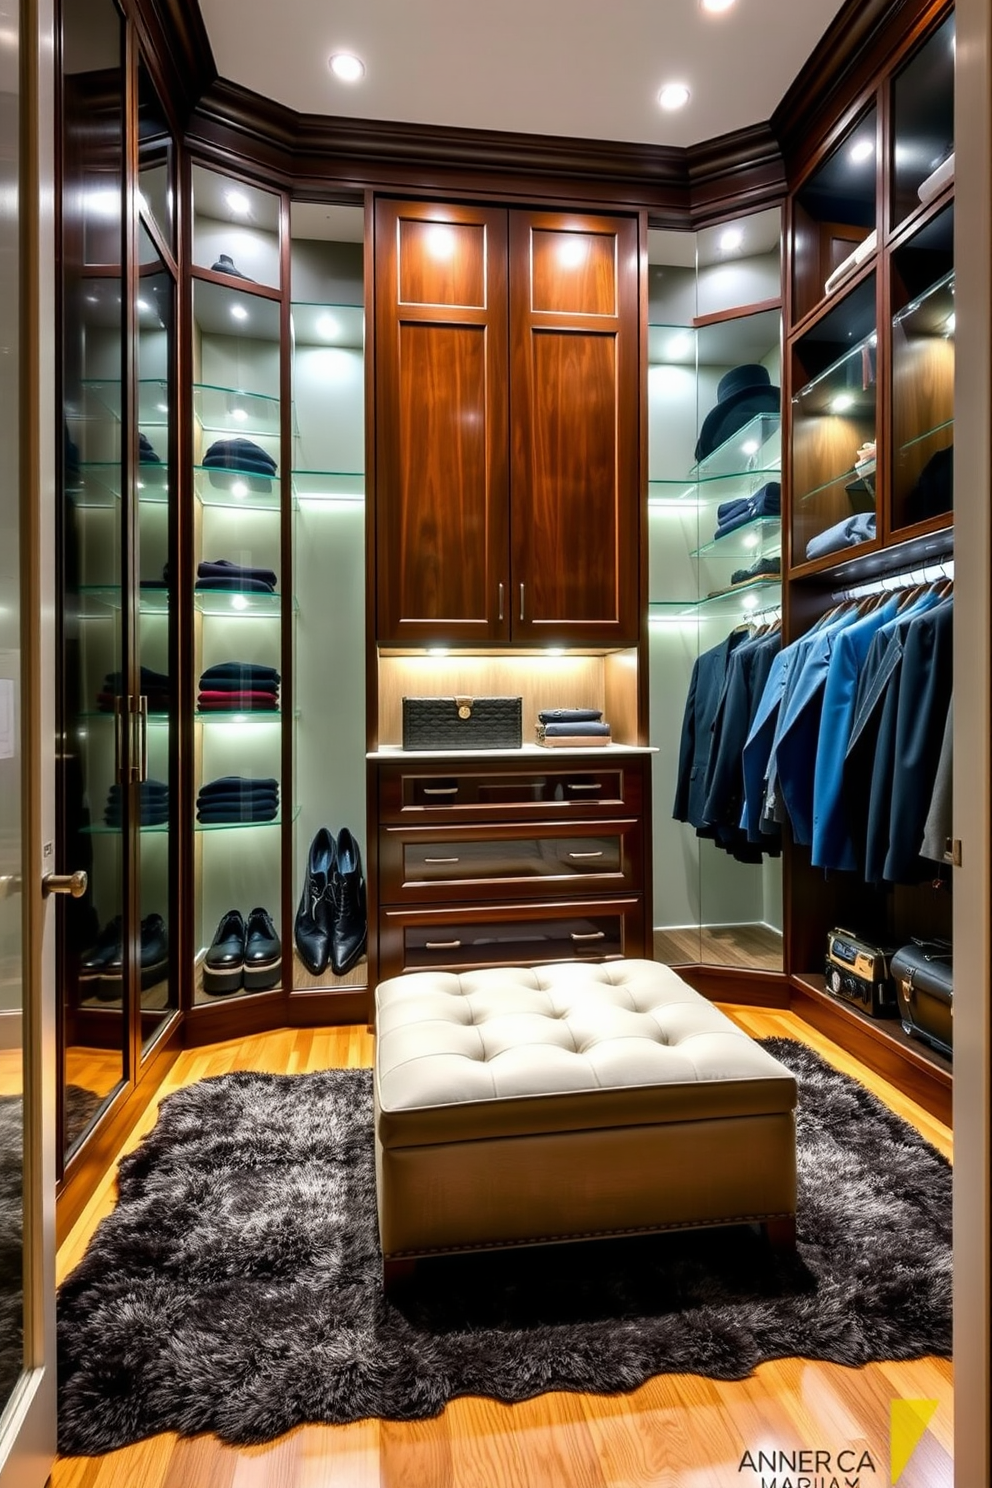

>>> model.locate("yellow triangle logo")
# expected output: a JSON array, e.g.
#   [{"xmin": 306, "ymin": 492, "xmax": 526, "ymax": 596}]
[{"xmin": 891, "ymin": 1399, "xmax": 939, "ymax": 1483}]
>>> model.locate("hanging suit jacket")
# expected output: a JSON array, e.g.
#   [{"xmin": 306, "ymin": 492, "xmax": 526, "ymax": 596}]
[
  {"xmin": 673, "ymin": 630, "xmax": 747, "ymax": 830},
  {"xmin": 701, "ymin": 628, "xmax": 781, "ymax": 852},
  {"xmin": 809, "ymin": 596, "xmax": 901, "ymax": 870},
  {"xmin": 921, "ymin": 695, "xmax": 953, "ymax": 864}
]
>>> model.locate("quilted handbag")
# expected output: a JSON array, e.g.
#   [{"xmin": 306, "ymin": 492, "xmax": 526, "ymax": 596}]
[{"xmin": 402, "ymin": 696, "xmax": 523, "ymax": 750}]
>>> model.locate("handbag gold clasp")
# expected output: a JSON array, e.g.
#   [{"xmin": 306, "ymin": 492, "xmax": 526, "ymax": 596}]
[{"xmin": 455, "ymin": 696, "xmax": 473, "ymax": 720}]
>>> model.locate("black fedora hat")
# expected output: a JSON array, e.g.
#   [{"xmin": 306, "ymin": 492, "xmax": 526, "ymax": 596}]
[{"xmin": 695, "ymin": 363, "xmax": 780, "ymax": 464}]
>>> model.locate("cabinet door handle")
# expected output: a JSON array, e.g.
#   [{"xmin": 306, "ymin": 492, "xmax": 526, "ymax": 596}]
[
  {"xmin": 567, "ymin": 850, "xmax": 604, "ymax": 860},
  {"xmin": 519, "ymin": 582, "xmax": 525, "ymax": 621},
  {"xmin": 570, "ymin": 930, "xmax": 605, "ymax": 942},
  {"xmin": 424, "ymin": 856, "xmax": 460, "ymax": 864},
  {"xmin": 114, "ymin": 696, "xmax": 127, "ymax": 784},
  {"xmin": 566, "ymin": 782, "xmax": 603, "ymax": 792},
  {"xmin": 498, "ymin": 582, "xmax": 504, "ymax": 622},
  {"xmin": 425, "ymin": 939, "xmax": 462, "ymax": 950},
  {"xmin": 423, "ymin": 786, "xmax": 458, "ymax": 796},
  {"xmin": 138, "ymin": 695, "xmax": 149, "ymax": 783}
]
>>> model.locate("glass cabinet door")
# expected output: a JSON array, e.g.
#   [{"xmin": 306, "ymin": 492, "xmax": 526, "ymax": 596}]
[
  {"xmin": 58, "ymin": 0, "xmax": 128, "ymax": 1163},
  {"xmin": 135, "ymin": 221, "xmax": 176, "ymax": 1050}
]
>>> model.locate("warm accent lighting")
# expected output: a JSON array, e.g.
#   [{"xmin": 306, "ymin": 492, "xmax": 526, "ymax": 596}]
[
  {"xmin": 427, "ymin": 647, "xmax": 449, "ymax": 657},
  {"xmin": 558, "ymin": 238, "xmax": 588, "ymax": 269},
  {"xmin": 230, "ymin": 304, "xmax": 249, "ymax": 322},
  {"xmin": 225, "ymin": 190, "xmax": 251, "ymax": 216},
  {"xmin": 658, "ymin": 83, "xmax": 691, "ymax": 111},
  {"xmin": 329, "ymin": 52, "xmax": 365, "ymax": 82},
  {"xmin": 850, "ymin": 140, "xmax": 874, "ymax": 164},
  {"xmin": 425, "ymin": 224, "xmax": 456, "ymax": 261},
  {"xmin": 719, "ymin": 226, "xmax": 744, "ymax": 253},
  {"xmin": 832, "ymin": 392, "xmax": 855, "ymax": 413}
]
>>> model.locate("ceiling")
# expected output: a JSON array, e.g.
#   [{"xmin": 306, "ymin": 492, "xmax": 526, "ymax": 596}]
[{"xmin": 198, "ymin": 0, "xmax": 850, "ymax": 151}]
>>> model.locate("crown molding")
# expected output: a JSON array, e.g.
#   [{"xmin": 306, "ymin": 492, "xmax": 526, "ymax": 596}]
[
  {"xmin": 130, "ymin": 0, "xmax": 217, "ymax": 128},
  {"xmin": 686, "ymin": 122, "xmax": 787, "ymax": 228},
  {"xmin": 771, "ymin": 0, "xmax": 943, "ymax": 181}
]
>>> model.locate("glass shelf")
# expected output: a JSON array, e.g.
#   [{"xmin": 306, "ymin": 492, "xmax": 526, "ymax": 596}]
[
  {"xmin": 893, "ymin": 269, "xmax": 955, "ymax": 338},
  {"xmin": 899, "ymin": 418, "xmax": 954, "ymax": 457},
  {"xmin": 83, "ymin": 821, "xmax": 171, "ymax": 836},
  {"xmin": 193, "ymin": 383, "xmax": 281, "ymax": 438},
  {"xmin": 194, "ymin": 465, "xmax": 279, "ymax": 509},
  {"xmin": 77, "ymin": 711, "xmax": 170, "ymax": 722},
  {"xmin": 70, "ymin": 463, "xmax": 170, "ymax": 508},
  {"xmin": 77, "ymin": 378, "xmax": 170, "ymax": 425},
  {"xmin": 649, "ymin": 578, "xmax": 781, "ymax": 620},
  {"xmin": 194, "ymin": 710, "xmax": 286, "ymax": 722},
  {"xmin": 691, "ymin": 517, "xmax": 782, "ymax": 557},
  {"xmin": 195, "ymin": 808, "xmax": 299, "ymax": 832},
  {"xmin": 78, "ymin": 585, "xmax": 170, "ymax": 616},
  {"xmin": 796, "ymin": 468, "xmax": 877, "ymax": 506},
  {"xmin": 290, "ymin": 302, "xmax": 364, "ymax": 349},
  {"xmin": 648, "ymin": 468, "xmax": 780, "ymax": 506},
  {"xmin": 193, "ymin": 590, "xmax": 287, "ymax": 617},
  {"xmin": 792, "ymin": 332, "xmax": 877, "ymax": 417},
  {"xmin": 292, "ymin": 470, "xmax": 365, "ymax": 503},
  {"xmin": 692, "ymin": 413, "xmax": 781, "ymax": 478}
]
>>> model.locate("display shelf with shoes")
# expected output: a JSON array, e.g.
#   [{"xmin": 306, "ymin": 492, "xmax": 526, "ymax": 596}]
[{"xmin": 192, "ymin": 164, "xmax": 281, "ymax": 292}]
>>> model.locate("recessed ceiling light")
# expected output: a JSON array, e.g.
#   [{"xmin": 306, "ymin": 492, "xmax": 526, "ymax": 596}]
[
  {"xmin": 701, "ymin": 0, "xmax": 736, "ymax": 11},
  {"xmin": 658, "ymin": 82, "xmax": 691, "ymax": 111},
  {"xmin": 230, "ymin": 304, "xmax": 249, "ymax": 322},
  {"xmin": 317, "ymin": 314, "xmax": 340, "ymax": 339},
  {"xmin": 850, "ymin": 140, "xmax": 874, "ymax": 164},
  {"xmin": 225, "ymin": 189, "xmax": 251, "ymax": 216},
  {"xmin": 329, "ymin": 52, "xmax": 365, "ymax": 82},
  {"xmin": 719, "ymin": 226, "xmax": 744, "ymax": 253}
]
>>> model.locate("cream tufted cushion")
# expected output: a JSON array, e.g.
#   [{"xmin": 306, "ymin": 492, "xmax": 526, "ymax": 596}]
[{"xmin": 375, "ymin": 959, "xmax": 797, "ymax": 1147}]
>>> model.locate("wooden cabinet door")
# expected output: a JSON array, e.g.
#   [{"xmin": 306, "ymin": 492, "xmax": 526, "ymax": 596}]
[
  {"xmin": 508, "ymin": 210, "xmax": 640, "ymax": 646},
  {"xmin": 374, "ymin": 199, "xmax": 510, "ymax": 644}
]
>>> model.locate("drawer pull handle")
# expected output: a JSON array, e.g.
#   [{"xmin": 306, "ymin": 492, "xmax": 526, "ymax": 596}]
[
  {"xmin": 424, "ymin": 856, "xmax": 460, "ymax": 864},
  {"xmin": 425, "ymin": 939, "xmax": 462, "ymax": 950},
  {"xmin": 568, "ymin": 850, "xmax": 604, "ymax": 860},
  {"xmin": 570, "ymin": 930, "xmax": 606, "ymax": 942},
  {"xmin": 567, "ymin": 782, "xmax": 603, "ymax": 791},
  {"xmin": 423, "ymin": 786, "xmax": 458, "ymax": 796}
]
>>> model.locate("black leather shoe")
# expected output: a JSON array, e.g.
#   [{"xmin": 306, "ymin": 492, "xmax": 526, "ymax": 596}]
[
  {"xmin": 203, "ymin": 909, "xmax": 245, "ymax": 996},
  {"xmin": 140, "ymin": 914, "xmax": 170, "ymax": 991},
  {"xmin": 79, "ymin": 917, "xmax": 123, "ymax": 1002},
  {"xmin": 330, "ymin": 828, "xmax": 367, "ymax": 976},
  {"xmin": 295, "ymin": 827, "xmax": 336, "ymax": 976},
  {"xmin": 244, "ymin": 907, "xmax": 282, "ymax": 991}
]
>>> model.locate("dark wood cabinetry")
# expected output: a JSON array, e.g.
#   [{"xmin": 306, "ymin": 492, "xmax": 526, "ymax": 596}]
[{"xmin": 374, "ymin": 200, "xmax": 640, "ymax": 646}]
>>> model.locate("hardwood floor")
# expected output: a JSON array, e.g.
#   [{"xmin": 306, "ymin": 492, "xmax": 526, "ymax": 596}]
[
  {"xmin": 52, "ymin": 1008, "xmax": 953, "ymax": 1488},
  {"xmin": 654, "ymin": 924, "xmax": 784, "ymax": 972}
]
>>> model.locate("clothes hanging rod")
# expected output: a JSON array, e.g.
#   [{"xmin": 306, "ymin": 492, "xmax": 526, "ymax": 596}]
[{"xmin": 833, "ymin": 559, "xmax": 953, "ymax": 602}]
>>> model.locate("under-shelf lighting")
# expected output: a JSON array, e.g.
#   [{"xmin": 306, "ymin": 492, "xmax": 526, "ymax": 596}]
[
  {"xmin": 718, "ymin": 226, "xmax": 744, "ymax": 253},
  {"xmin": 427, "ymin": 647, "xmax": 449, "ymax": 657},
  {"xmin": 231, "ymin": 480, "xmax": 248, "ymax": 498},
  {"xmin": 317, "ymin": 314, "xmax": 341, "ymax": 339},
  {"xmin": 232, "ymin": 713, "xmax": 248, "ymax": 724},
  {"xmin": 230, "ymin": 304, "xmax": 249, "ymax": 322},
  {"xmin": 230, "ymin": 594, "xmax": 249, "ymax": 611},
  {"xmin": 544, "ymin": 647, "xmax": 566, "ymax": 656},
  {"xmin": 666, "ymin": 332, "xmax": 692, "ymax": 359},
  {"xmin": 225, "ymin": 190, "xmax": 251, "ymax": 217},
  {"xmin": 743, "ymin": 533, "xmax": 759, "ymax": 550},
  {"xmin": 741, "ymin": 439, "xmax": 759, "ymax": 456},
  {"xmin": 831, "ymin": 392, "xmax": 856, "ymax": 413},
  {"xmin": 231, "ymin": 407, "xmax": 248, "ymax": 422},
  {"xmin": 741, "ymin": 592, "xmax": 761, "ymax": 611},
  {"xmin": 850, "ymin": 140, "xmax": 874, "ymax": 165}
]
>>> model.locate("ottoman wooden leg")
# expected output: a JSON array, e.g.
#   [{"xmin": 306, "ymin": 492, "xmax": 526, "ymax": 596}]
[
  {"xmin": 383, "ymin": 1257, "xmax": 417, "ymax": 1295},
  {"xmin": 764, "ymin": 1216, "xmax": 797, "ymax": 1252}
]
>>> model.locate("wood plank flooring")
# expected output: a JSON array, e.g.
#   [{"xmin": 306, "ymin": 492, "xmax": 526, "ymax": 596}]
[
  {"xmin": 654, "ymin": 925, "xmax": 784, "ymax": 972},
  {"xmin": 52, "ymin": 1009, "xmax": 953, "ymax": 1488}
]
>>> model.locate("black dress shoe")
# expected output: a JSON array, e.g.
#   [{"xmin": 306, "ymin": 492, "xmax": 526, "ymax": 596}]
[
  {"xmin": 203, "ymin": 909, "xmax": 245, "ymax": 996},
  {"xmin": 330, "ymin": 828, "xmax": 367, "ymax": 976},
  {"xmin": 139, "ymin": 914, "xmax": 170, "ymax": 991},
  {"xmin": 79, "ymin": 917, "xmax": 123, "ymax": 1002},
  {"xmin": 295, "ymin": 827, "xmax": 336, "ymax": 976},
  {"xmin": 244, "ymin": 907, "xmax": 282, "ymax": 992}
]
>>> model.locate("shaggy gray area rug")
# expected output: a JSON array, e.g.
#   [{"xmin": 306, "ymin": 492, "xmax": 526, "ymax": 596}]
[
  {"xmin": 1, "ymin": 1086, "xmax": 101, "ymax": 1405},
  {"xmin": 56, "ymin": 1039, "xmax": 952, "ymax": 1454}
]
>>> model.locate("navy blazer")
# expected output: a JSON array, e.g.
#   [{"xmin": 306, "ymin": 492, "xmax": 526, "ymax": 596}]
[
  {"xmin": 673, "ymin": 631, "xmax": 747, "ymax": 830},
  {"xmin": 701, "ymin": 629, "xmax": 781, "ymax": 840}
]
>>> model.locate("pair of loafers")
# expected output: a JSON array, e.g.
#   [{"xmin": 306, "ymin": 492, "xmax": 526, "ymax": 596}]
[
  {"xmin": 79, "ymin": 914, "xmax": 169, "ymax": 1000},
  {"xmin": 295, "ymin": 826, "xmax": 367, "ymax": 978},
  {"xmin": 203, "ymin": 907, "xmax": 282, "ymax": 996}
]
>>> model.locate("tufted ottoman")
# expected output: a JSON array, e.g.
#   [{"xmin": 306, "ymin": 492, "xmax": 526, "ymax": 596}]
[{"xmin": 373, "ymin": 959, "xmax": 797, "ymax": 1289}]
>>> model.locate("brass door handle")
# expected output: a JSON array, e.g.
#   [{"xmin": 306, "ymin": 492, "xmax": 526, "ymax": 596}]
[{"xmin": 42, "ymin": 870, "xmax": 88, "ymax": 898}]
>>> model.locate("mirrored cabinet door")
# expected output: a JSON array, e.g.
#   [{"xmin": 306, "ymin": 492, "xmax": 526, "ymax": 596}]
[{"xmin": 58, "ymin": 0, "xmax": 129, "ymax": 1167}]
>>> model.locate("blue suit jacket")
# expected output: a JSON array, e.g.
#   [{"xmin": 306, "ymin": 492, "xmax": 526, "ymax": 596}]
[
  {"xmin": 673, "ymin": 631, "xmax": 747, "ymax": 830},
  {"xmin": 810, "ymin": 597, "xmax": 900, "ymax": 870}
]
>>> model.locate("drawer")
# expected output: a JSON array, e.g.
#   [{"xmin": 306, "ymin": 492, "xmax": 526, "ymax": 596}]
[
  {"xmin": 379, "ymin": 818, "xmax": 642, "ymax": 902},
  {"xmin": 378, "ymin": 760, "xmax": 645, "ymax": 823},
  {"xmin": 378, "ymin": 895, "xmax": 645, "ymax": 980}
]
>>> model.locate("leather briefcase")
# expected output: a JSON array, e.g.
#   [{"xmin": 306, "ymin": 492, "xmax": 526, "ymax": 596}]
[
  {"xmin": 402, "ymin": 696, "xmax": 523, "ymax": 750},
  {"xmin": 890, "ymin": 939, "xmax": 953, "ymax": 1059}
]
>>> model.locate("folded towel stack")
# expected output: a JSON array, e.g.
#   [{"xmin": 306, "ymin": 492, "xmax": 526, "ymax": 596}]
[
  {"xmin": 104, "ymin": 779, "xmax": 170, "ymax": 827},
  {"xmin": 713, "ymin": 481, "xmax": 781, "ymax": 541},
  {"xmin": 197, "ymin": 660, "xmax": 281, "ymax": 712},
  {"xmin": 535, "ymin": 708, "xmax": 612, "ymax": 748},
  {"xmin": 197, "ymin": 775, "xmax": 280, "ymax": 824},
  {"xmin": 97, "ymin": 665, "xmax": 171, "ymax": 714},
  {"xmin": 196, "ymin": 559, "xmax": 278, "ymax": 595}
]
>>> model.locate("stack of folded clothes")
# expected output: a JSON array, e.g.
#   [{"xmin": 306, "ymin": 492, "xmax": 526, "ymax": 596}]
[
  {"xmin": 535, "ymin": 708, "xmax": 612, "ymax": 747},
  {"xmin": 197, "ymin": 660, "xmax": 281, "ymax": 712},
  {"xmin": 96, "ymin": 665, "xmax": 170, "ymax": 713},
  {"xmin": 805, "ymin": 512, "xmax": 876, "ymax": 562},
  {"xmin": 196, "ymin": 559, "xmax": 278, "ymax": 594},
  {"xmin": 197, "ymin": 775, "xmax": 280, "ymax": 824},
  {"xmin": 713, "ymin": 481, "xmax": 780, "ymax": 542},
  {"xmin": 104, "ymin": 779, "xmax": 170, "ymax": 827},
  {"xmin": 201, "ymin": 437, "xmax": 276, "ymax": 485},
  {"xmin": 139, "ymin": 432, "xmax": 162, "ymax": 464},
  {"xmin": 729, "ymin": 555, "xmax": 781, "ymax": 588}
]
